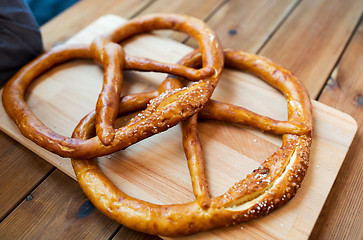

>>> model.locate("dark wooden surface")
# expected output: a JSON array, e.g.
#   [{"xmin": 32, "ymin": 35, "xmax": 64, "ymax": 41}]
[{"xmin": 0, "ymin": 0, "xmax": 362, "ymax": 239}]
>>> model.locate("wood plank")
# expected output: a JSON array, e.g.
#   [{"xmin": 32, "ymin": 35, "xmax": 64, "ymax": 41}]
[
  {"xmin": 137, "ymin": 0, "xmax": 225, "ymax": 43},
  {"xmin": 0, "ymin": 169, "xmax": 119, "ymax": 239},
  {"xmin": 0, "ymin": 132, "xmax": 53, "ymax": 220},
  {"xmin": 141, "ymin": 0, "xmax": 224, "ymax": 16},
  {"xmin": 113, "ymin": 227, "xmax": 160, "ymax": 240},
  {"xmin": 259, "ymin": 0, "xmax": 363, "ymax": 98},
  {"xmin": 185, "ymin": 0, "xmax": 298, "ymax": 52},
  {"xmin": 309, "ymin": 19, "xmax": 363, "ymax": 240},
  {"xmin": 41, "ymin": 0, "xmax": 154, "ymax": 50},
  {"xmin": 0, "ymin": 15, "xmax": 357, "ymax": 239}
]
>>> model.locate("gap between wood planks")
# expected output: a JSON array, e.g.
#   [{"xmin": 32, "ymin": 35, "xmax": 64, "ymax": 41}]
[{"xmin": 315, "ymin": 14, "xmax": 363, "ymax": 101}]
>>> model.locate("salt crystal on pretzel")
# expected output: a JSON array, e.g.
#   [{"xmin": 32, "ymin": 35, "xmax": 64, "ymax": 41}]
[
  {"xmin": 72, "ymin": 49, "xmax": 312, "ymax": 236},
  {"xmin": 2, "ymin": 14, "xmax": 223, "ymax": 159}
]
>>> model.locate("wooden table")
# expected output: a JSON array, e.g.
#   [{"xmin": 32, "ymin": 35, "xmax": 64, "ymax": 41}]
[{"xmin": 0, "ymin": 0, "xmax": 362, "ymax": 239}]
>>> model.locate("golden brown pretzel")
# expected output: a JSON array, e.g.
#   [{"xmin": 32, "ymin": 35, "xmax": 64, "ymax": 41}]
[
  {"xmin": 71, "ymin": 49, "xmax": 313, "ymax": 236},
  {"xmin": 2, "ymin": 13, "xmax": 223, "ymax": 159}
]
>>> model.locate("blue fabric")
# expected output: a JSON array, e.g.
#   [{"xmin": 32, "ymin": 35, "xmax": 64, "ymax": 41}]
[
  {"xmin": 0, "ymin": 0, "xmax": 43, "ymax": 84},
  {"xmin": 25, "ymin": 0, "xmax": 78, "ymax": 26}
]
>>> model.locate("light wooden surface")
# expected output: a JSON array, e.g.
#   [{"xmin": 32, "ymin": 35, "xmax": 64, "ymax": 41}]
[
  {"xmin": 0, "ymin": 14, "xmax": 357, "ymax": 239},
  {"xmin": 0, "ymin": 0, "xmax": 362, "ymax": 239}
]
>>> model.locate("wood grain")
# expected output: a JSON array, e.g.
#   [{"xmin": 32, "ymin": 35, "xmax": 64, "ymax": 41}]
[
  {"xmin": 185, "ymin": 0, "xmax": 298, "ymax": 52},
  {"xmin": 310, "ymin": 19, "xmax": 363, "ymax": 240},
  {"xmin": 0, "ymin": 132, "xmax": 53, "ymax": 221},
  {"xmin": 113, "ymin": 227, "xmax": 160, "ymax": 240},
  {"xmin": 0, "ymin": 170, "xmax": 119, "ymax": 240},
  {"xmin": 0, "ymin": 15, "xmax": 357, "ymax": 240},
  {"xmin": 139, "ymin": 0, "xmax": 226, "ymax": 43},
  {"xmin": 41, "ymin": 0, "xmax": 153, "ymax": 50},
  {"xmin": 259, "ymin": 0, "xmax": 363, "ymax": 98}
]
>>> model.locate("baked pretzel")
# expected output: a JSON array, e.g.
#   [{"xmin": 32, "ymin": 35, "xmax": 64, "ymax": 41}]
[
  {"xmin": 72, "ymin": 49, "xmax": 313, "ymax": 236},
  {"xmin": 2, "ymin": 14, "xmax": 223, "ymax": 159}
]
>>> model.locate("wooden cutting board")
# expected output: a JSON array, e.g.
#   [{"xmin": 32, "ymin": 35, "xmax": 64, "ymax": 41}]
[{"xmin": 0, "ymin": 15, "xmax": 357, "ymax": 239}]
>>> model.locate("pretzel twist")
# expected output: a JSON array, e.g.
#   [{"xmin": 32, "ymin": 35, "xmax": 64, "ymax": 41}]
[
  {"xmin": 71, "ymin": 49, "xmax": 312, "ymax": 236},
  {"xmin": 2, "ymin": 14, "xmax": 223, "ymax": 159},
  {"xmin": 2, "ymin": 13, "xmax": 312, "ymax": 237}
]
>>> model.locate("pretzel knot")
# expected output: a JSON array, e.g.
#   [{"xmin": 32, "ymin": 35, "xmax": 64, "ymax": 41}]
[
  {"xmin": 72, "ymin": 49, "xmax": 313, "ymax": 236},
  {"xmin": 2, "ymin": 14, "xmax": 223, "ymax": 159}
]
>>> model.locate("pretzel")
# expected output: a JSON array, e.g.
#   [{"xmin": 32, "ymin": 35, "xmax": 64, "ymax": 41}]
[
  {"xmin": 71, "ymin": 49, "xmax": 313, "ymax": 236},
  {"xmin": 1, "ymin": 14, "xmax": 223, "ymax": 159}
]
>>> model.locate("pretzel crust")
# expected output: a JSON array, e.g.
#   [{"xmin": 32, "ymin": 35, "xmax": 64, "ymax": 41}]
[
  {"xmin": 2, "ymin": 14, "xmax": 223, "ymax": 159},
  {"xmin": 71, "ymin": 50, "xmax": 312, "ymax": 236}
]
